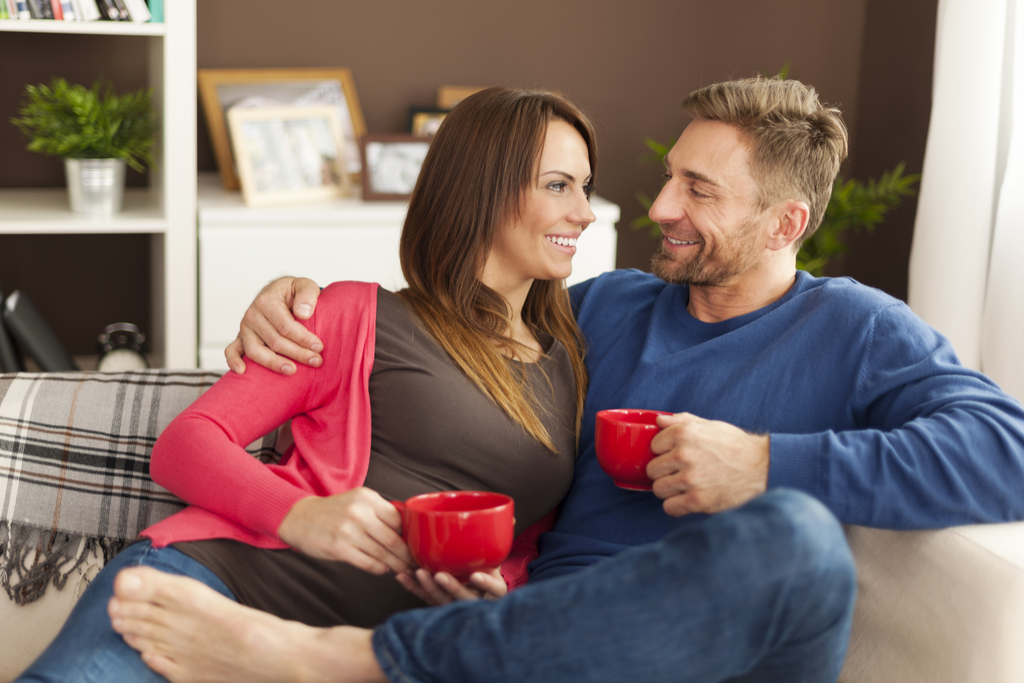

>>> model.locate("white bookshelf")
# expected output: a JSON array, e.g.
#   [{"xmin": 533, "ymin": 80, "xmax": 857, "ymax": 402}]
[
  {"xmin": 0, "ymin": 7, "xmax": 198, "ymax": 369},
  {"xmin": 0, "ymin": 17, "xmax": 165, "ymax": 34}
]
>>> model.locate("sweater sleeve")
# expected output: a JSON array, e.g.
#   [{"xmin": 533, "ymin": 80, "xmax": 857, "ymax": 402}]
[
  {"xmin": 769, "ymin": 303, "xmax": 1024, "ymax": 529},
  {"xmin": 147, "ymin": 281, "xmax": 378, "ymax": 541}
]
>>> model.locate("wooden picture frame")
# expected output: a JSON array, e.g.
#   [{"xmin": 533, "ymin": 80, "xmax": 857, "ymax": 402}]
[
  {"xmin": 436, "ymin": 85, "xmax": 488, "ymax": 110},
  {"xmin": 359, "ymin": 134, "xmax": 432, "ymax": 201},
  {"xmin": 408, "ymin": 107, "xmax": 449, "ymax": 136},
  {"xmin": 227, "ymin": 106, "xmax": 349, "ymax": 207},
  {"xmin": 199, "ymin": 68, "xmax": 367, "ymax": 191}
]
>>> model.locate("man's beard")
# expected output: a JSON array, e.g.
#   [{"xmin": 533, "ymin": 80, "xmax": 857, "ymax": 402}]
[{"xmin": 651, "ymin": 214, "xmax": 763, "ymax": 286}]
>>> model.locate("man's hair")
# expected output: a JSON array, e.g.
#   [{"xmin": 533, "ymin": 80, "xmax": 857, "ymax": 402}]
[
  {"xmin": 399, "ymin": 87, "xmax": 593, "ymax": 450},
  {"xmin": 682, "ymin": 77, "xmax": 848, "ymax": 244}
]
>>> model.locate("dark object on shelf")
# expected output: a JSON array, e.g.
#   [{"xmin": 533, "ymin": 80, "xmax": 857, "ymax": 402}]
[
  {"xmin": 96, "ymin": 322, "xmax": 148, "ymax": 372},
  {"xmin": 0, "ymin": 286, "xmax": 25, "ymax": 373},
  {"xmin": 1, "ymin": 290, "xmax": 79, "ymax": 372}
]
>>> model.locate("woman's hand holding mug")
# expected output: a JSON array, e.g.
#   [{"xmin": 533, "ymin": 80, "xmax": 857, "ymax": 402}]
[
  {"xmin": 278, "ymin": 487, "xmax": 413, "ymax": 575},
  {"xmin": 396, "ymin": 567, "xmax": 508, "ymax": 605}
]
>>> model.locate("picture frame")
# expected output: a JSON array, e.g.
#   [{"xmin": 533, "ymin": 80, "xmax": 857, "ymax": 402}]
[
  {"xmin": 408, "ymin": 107, "xmax": 449, "ymax": 136},
  {"xmin": 436, "ymin": 85, "xmax": 488, "ymax": 110},
  {"xmin": 360, "ymin": 134, "xmax": 432, "ymax": 201},
  {"xmin": 227, "ymin": 106, "xmax": 349, "ymax": 207},
  {"xmin": 198, "ymin": 68, "xmax": 367, "ymax": 191}
]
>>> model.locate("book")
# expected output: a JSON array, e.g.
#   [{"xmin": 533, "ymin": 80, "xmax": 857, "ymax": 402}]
[
  {"xmin": 60, "ymin": 0, "xmax": 76, "ymax": 20},
  {"xmin": 74, "ymin": 0, "xmax": 101, "ymax": 21},
  {"xmin": 2, "ymin": 291, "xmax": 79, "ymax": 372},
  {"xmin": 146, "ymin": 0, "xmax": 161, "ymax": 22},
  {"xmin": 121, "ymin": 0, "xmax": 147, "ymax": 22},
  {"xmin": 0, "ymin": 287, "xmax": 25, "ymax": 373},
  {"xmin": 109, "ymin": 0, "xmax": 128, "ymax": 20},
  {"xmin": 0, "ymin": 2, "xmax": 9, "ymax": 20},
  {"xmin": 95, "ymin": 0, "xmax": 119, "ymax": 19},
  {"xmin": 15, "ymin": 0, "xmax": 31, "ymax": 19},
  {"xmin": 26, "ymin": 0, "xmax": 53, "ymax": 19},
  {"xmin": 49, "ymin": 0, "xmax": 63, "ymax": 19}
]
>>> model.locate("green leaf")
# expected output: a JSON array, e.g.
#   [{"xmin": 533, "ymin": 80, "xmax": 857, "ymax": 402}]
[{"xmin": 10, "ymin": 77, "xmax": 157, "ymax": 171}]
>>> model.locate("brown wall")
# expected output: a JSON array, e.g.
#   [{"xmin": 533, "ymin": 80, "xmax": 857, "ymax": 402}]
[
  {"xmin": 0, "ymin": 0, "xmax": 935, "ymax": 355},
  {"xmin": 844, "ymin": 0, "xmax": 937, "ymax": 300}
]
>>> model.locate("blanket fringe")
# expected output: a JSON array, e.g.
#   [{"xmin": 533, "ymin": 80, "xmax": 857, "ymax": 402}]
[{"xmin": 0, "ymin": 520, "xmax": 129, "ymax": 606}]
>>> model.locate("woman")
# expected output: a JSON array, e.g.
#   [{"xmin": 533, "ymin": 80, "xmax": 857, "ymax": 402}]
[{"xmin": 16, "ymin": 87, "xmax": 597, "ymax": 682}]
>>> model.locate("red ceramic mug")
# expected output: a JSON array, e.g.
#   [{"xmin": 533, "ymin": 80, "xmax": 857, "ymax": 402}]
[
  {"xmin": 391, "ymin": 491, "xmax": 515, "ymax": 580},
  {"xmin": 594, "ymin": 409, "xmax": 673, "ymax": 490}
]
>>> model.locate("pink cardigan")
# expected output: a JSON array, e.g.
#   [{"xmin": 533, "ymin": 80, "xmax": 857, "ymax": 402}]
[
  {"xmin": 142, "ymin": 280, "xmax": 546, "ymax": 590},
  {"xmin": 143, "ymin": 281, "xmax": 379, "ymax": 549}
]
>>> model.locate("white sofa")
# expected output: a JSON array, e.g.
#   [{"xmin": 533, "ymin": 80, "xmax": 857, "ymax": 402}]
[
  {"xmin": 2, "ymin": 369, "xmax": 1023, "ymax": 682},
  {"xmin": 839, "ymin": 523, "xmax": 1024, "ymax": 682}
]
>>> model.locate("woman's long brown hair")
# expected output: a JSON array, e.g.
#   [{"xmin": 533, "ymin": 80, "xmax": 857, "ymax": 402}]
[{"xmin": 397, "ymin": 87, "xmax": 595, "ymax": 451}]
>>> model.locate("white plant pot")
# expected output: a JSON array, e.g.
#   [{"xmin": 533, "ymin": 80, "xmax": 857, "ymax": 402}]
[{"xmin": 64, "ymin": 158, "xmax": 126, "ymax": 215}]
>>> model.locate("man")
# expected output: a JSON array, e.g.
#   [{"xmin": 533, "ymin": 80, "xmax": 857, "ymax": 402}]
[{"xmin": 107, "ymin": 77, "xmax": 1024, "ymax": 683}]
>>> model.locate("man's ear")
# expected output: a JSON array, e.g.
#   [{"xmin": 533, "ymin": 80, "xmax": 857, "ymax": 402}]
[{"xmin": 767, "ymin": 200, "xmax": 810, "ymax": 251}]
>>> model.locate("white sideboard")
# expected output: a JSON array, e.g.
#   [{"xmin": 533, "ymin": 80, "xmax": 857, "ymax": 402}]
[{"xmin": 198, "ymin": 174, "xmax": 620, "ymax": 370}]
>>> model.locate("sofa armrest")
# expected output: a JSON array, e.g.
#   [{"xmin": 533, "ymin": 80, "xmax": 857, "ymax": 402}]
[{"xmin": 841, "ymin": 523, "xmax": 1024, "ymax": 683}]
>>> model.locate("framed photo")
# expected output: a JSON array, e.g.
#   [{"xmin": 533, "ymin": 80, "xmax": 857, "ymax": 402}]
[
  {"xmin": 436, "ymin": 85, "xmax": 488, "ymax": 110},
  {"xmin": 198, "ymin": 68, "xmax": 367, "ymax": 191},
  {"xmin": 408, "ymin": 107, "xmax": 449, "ymax": 136},
  {"xmin": 227, "ymin": 106, "xmax": 349, "ymax": 207},
  {"xmin": 360, "ymin": 134, "xmax": 432, "ymax": 201}
]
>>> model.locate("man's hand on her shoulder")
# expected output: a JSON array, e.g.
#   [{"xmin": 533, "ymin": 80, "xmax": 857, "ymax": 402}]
[
  {"xmin": 647, "ymin": 413, "xmax": 770, "ymax": 517},
  {"xmin": 225, "ymin": 276, "xmax": 325, "ymax": 375}
]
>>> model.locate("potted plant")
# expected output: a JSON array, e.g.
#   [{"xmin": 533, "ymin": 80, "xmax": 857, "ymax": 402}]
[{"xmin": 10, "ymin": 78, "xmax": 157, "ymax": 215}]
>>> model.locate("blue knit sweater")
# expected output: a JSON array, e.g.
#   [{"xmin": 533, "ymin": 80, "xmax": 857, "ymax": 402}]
[{"xmin": 530, "ymin": 269, "xmax": 1024, "ymax": 581}]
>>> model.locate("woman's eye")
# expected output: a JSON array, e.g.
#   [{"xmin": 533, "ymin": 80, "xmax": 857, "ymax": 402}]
[
  {"xmin": 583, "ymin": 183, "xmax": 595, "ymax": 199},
  {"xmin": 548, "ymin": 181, "xmax": 567, "ymax": 192}
]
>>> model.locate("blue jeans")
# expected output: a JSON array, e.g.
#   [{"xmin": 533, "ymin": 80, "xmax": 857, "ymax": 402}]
[
  {"xmin": 373, "ymin": 489, "xmax": 856, "ymax": 683},
  {"xmin": 16, "ymin": 540, "xmax": 236, "ymax": 683}
]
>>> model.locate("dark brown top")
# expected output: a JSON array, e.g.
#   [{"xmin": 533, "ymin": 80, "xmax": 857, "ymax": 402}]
[{"xmin": 176, "ymin": 288, "xmax": 577, "ymax": 627}]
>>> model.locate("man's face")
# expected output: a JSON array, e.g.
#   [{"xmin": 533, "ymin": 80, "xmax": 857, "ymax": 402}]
[{"xmin": 649, "ymin": 119, "xmax": 770, "ymax": 287}]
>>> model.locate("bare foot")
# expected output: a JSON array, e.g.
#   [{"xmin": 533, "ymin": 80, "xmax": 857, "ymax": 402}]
[{"xmin": 108, "ymin": 566, "xmax": 386, "ymax": 683}]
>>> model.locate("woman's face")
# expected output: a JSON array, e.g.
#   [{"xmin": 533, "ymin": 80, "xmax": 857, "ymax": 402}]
[{"xmin": 481, "ymin": 119, "xmax": 596, "ymax": 295}]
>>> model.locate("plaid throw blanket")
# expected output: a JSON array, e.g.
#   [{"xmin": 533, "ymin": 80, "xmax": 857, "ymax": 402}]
[{"xmin": 0, "ymin": 370, "xmax": 285, "ymax": 605}]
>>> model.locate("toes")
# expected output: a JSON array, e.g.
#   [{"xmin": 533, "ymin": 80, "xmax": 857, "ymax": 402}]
[
  {"xmin": 140, "ymin": 651, "xmax": 182, "ymax": 682},
  {"xmin": 113, "ymin": 568, "xmax": 144, "ymax": 599}
]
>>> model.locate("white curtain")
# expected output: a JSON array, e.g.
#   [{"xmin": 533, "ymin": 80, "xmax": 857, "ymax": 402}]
[{"xmin": 908, "ymin": 0, "xmax": 1024, "ymax": 402}]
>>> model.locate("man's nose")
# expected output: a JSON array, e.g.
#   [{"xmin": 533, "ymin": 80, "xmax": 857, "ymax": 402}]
[{"xmin": 648, "ymin": 183, "xmax": 683, "ymax": 225}]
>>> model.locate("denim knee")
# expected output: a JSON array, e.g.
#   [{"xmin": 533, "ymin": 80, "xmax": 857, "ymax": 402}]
[{"xmin": 756, "ymin": 489, "xmax": 856, "ymax": 607}]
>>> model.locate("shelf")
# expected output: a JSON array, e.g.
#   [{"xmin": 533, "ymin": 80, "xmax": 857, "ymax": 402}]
[
  {"xmin": 0, "ymin": 18, "xmax": 165, "ymax": 35},
  {"xmin": 0, "ymin": 187, "xmax": 166, "ymax": 234},
  {"xmin": 198, "ymin": 173, "xmax": 409, "ymax": 226}
]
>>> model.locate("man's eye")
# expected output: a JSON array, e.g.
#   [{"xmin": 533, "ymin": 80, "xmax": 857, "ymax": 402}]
[{"xmin": 690, "ymin": 188, "xmax": 709, "ymax": 199}]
